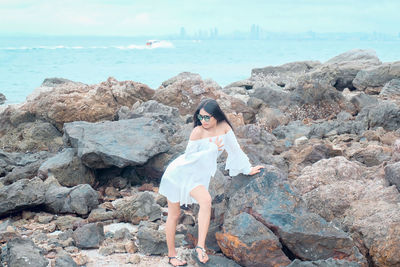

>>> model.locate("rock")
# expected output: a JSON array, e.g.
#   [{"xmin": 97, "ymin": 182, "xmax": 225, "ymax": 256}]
[
  {"xmin": 22, "ymin": 77, "xmax": 155, "ymax": 131},
  {"xmin": 288, "ymin": 258, "xmax": 362, "ymax": 266},
  {"xmin": 0, "ymin": 93, "xmax": 6, "ymax": 105},
  {"xmin": 126, "ymin": 254, "xmax": 141, "ymax": 264},
  {"xmin": 255, "ymin": 106, "xmax": 290, "ymax": 130},
  {"xmin": 293, "ymin": 156, "xmax": 400, "ymax": 266},
  {"xmin": 116, "ymin": 192, "xmax": 162, "ymax": 224},
  {"xmin": 38, "ymin": 148, "xmax": 95, "ymax": 187},
  {"xmin": 349, "ymin": 143, "xmax": 392, "ymax": 166},
  {"xmin": 307, "ymin": 120, "xmax": 364, "ymax": 139},
  {"xmin": 349, "ymin": 92, "xmax": 378, "ymax": 112},
  {"xmin": 325, "ymin": 49, "xmax": 381, "ymax": 66},
  {"xmin": 88, "ymin": 208, "xmax": 116, "ymax": 223},
  {"xmin": 3, "ymin": 237, "xmax": 48, "ymax": 267},
  {"xmin": 356, "ymin": 100, "xmax": 400, "ymax": 131},
  {"xmin": 45, "ymin": 182, "xmax": 98, "ymax": 215},
  {"xmin": 353, "ymin": 61, "xmax": 400, "ymax": 94},
  {"xmin": 136, "ymin": 224, "xmax": 167, "ymax": 255},
  {"xmin": 0, "ymin": 120, "xmax": 63, "ymax": 153},
  {"xmin": 380, "ymin": 78, "xmax": 400, "ymax": 97},
  {"xmin": 226, "ymin": 170, "xmax": 362, "ymax": 262},
  {"xmin": 195, "ymin": 254, "xmax": 242, "ymax": 267},
  {"xmin": 2, "ymin": 157, "xmax": 47, "ymax": 185},
  {"xmin": 216, "ymin": 212, "xmax": 291, "ymax": 267},
  {"xmin": 54, "ymin": 215, "xmax": 84, "ymax": 231},
  {"xmin": 385, "ymin": 162, "xmax": 400, "ymax": 192},
  {"xmin": 251, "ymin": 61, "xmax": 321, "ymax": 91},
  {"xmin": 72, "ymin": 223, "xmax": 105, "ymax": 249},
  {"xmin": 249, "ymin": 85, "xmax": 291, "ymax": 108},
  {"xmin": 0, "ymin": 178, "xmax": 46, "ymax": 216},
  {"xmin": 272, "ymin": 120, "xmax": 311, "ymax": 141},
  {"xmin": 54, "ymin": 253, "xmax": 78, "ymax": 267},
  {"xmin": 153, "ymin": 72, "xmax": 255, "ymax": 125},
  {"xmin": 63, "ymin": 117, "xmax": 170, "ymax": 168}
]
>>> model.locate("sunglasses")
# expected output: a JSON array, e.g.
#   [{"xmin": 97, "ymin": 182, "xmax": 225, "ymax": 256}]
[{"xmin": 197, "ymin": 114, "xmax": 212, "ymax": 122}]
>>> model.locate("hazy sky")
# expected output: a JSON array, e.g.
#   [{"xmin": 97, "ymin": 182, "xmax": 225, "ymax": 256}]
[{"xmin": 1, "ymin": 0, "xmax": 399, "ymax": 36}]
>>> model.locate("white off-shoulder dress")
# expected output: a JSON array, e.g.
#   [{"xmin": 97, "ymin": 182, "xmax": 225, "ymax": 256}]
[{"xmin": 159, "ymin": 129, "xmax": 252, "ymax": 205}]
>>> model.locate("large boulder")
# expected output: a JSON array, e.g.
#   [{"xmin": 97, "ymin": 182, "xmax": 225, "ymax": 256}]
[
  {"xmin": 293, "ymin": 156, "xmax": 400, "ymax": 266},
  {"xmin": 356, "ymin": 100, "xmax": 400, "ymax": 131},
  {"xmin": 63, "ymin": 117, "xmax": 170, "ymax": 169},
  {"xmin": 22, "ymin": 77, "xmax": 155, "ymax": 131},
  {"xmin": 2, "ymin": 237, "xmax": 48, "ymax": 267},
  {"xmin": 38, "ymin": 148, "xmax": 95, "ymax": 187},
  {"xmin": 0, "ymin": 178, "xmax": 46, "ymax": 216},
  {"xmin": 353, "ymin": 61, "xmax": 400, "ymax": 94},
  {"xmin": 153, "ymin": 72, "xmax": 255, "ymax": 125},
  {"xmin": 225, "ymin": 169, "xmax": 363, "ymax": 263},
  {"xmin": 44, "ymin": 180, "xmax": 99, "ymax": 215},
  {"xmin": 216, "ymin": 212, "xmax": 291, "ymax": 267},
  {"xmin": 250, "ymin": 61, "xmax": 321, "ymax": 91}
]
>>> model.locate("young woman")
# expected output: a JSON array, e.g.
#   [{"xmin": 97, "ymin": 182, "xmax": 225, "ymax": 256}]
[{"xmin": 159, "ymin": 98, "xmax": 264, "ymax": 266}]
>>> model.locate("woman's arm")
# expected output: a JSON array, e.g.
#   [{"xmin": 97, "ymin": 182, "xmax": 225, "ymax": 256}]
[{"xmin": 223, "ymin": 125, "xmax": 264, "ymax": 176}]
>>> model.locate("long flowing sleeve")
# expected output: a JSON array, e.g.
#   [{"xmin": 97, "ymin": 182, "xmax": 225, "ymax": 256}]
[{"xmin": 224, "ymin": 130, "xmax": 252, "ymax": 176}]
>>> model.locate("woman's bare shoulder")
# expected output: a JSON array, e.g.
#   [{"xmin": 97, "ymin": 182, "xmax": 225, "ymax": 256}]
[
  {"xmin": 189, "ymin": 126, "xmax": 204, "ymax": 141},
  {"xmin": 220, "ymin": 121, "xmax": 232, "ymax": 133}
]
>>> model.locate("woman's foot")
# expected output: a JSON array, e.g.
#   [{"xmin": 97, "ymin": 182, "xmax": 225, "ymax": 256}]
[
  {"xmin": 168, "ymin": 256, "xmax": 187, "ymax": 266},
  {"xmin": 194, "ymin": 246, "xmax": 209, "ymax": 264}
]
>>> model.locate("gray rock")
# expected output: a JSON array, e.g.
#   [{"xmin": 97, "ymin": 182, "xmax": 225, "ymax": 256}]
[
  {"xmin": 385, "ymin": 162, "xmax": 400, "ymax": 192},
  {"xmin": 356, "ymin": 100, "xmax": 400, "ymax": 131},
  {"xmin": 325, "ymin": 49, "xmax": 381, "ymax": 66},
  {"xmin": 0, "ymin": 178, "xmax": 46, "ymax": 216},
  {"xmin": 195, "ymin": 254, "xmax": 242, "ymax": 267},
  {"xmin": 353, "ymin": 61, "xmax": 400, "ymax": 94},
  {"xmin": 2, "ymin": 159, "xmax": 45, "ymax": 185},
  {"xmin": 349, "ymin": 92, "xmax": 378, "ymax": 112},
  {"xmin": 380, "ymin": 78, "xmax": 400, "ymax": 97},
  {"xmin": 116, "ymin": 192, "xmax": 161, "ymax": 224},
  {"xmin": 54, "ymin": 254, "xmax": 78, "ymax": 267},
  {"xmin": 288, "ymin": 258, "xmax": 361, "ymax": 266},
  {"xmin": 136, "ymin": 225, "xmax": 167, "ymax": 255},
  {"xmin": 272, "ymin": 121, "xmax": 311, "ymax": 141},
  {"xmin": 72, "ymin": 223, "xmax": 105, "ymax": 249},
  {"xmin": 249, "ymin": 86, "xmax": 291, "ymax": 108},
  {"xmin": 38, "ymin": 148, "xmax": 95, "ymax": 187},
  {"xmin": 308, "ymin": 120, "xmax": 365, "ymax": 139},
  {"xmin": 45, "ymin": 183, "xmax": 98, "ymax": 215},
  {"xmin": 226, "ymin": 170, "xmax": 362, "ymax": 262},
  {"xmin": 63, "ymin": 117, "xmax": 171, "ymax": 168},
  {"xmin": 0, "ymin": 93, "xmax": 5, "ymax": 105},
  {"xmin": 2, "ymin": 237, "xmax": 48, "ymax": 267}
]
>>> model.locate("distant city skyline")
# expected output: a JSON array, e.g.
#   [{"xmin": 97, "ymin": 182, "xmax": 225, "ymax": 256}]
[{"xmin": 1, "ymin": 0, "xmax": 399, "ymax": 37}]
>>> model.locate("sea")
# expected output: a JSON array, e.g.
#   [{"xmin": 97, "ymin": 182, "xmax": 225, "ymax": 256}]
[{"xmin": 1, "ymin": 36, "xmax": 399, "ymax": 105}]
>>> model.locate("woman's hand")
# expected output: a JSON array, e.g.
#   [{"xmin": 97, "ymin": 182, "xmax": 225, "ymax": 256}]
[
  {"xmin": 209, "ymin": 136, "xmax": 224, "ymax": 151},
  {"xmin": 249, "ymin": 165, "xmax": 265, "ymax": 175}
]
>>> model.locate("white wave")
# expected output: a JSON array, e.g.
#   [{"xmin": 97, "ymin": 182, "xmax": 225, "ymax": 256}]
[{"xmin": 1, "ymin": 41, "xmax": 174, "ymax": 50}]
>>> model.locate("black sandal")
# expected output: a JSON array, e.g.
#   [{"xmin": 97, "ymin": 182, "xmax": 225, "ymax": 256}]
[
  {"xmin": 193, "ymin": 246, "xmax": 208, "ymax": 264},
  {"xmin": 168, "ymin": 256, "xmax": 187, "ymax": 266}
]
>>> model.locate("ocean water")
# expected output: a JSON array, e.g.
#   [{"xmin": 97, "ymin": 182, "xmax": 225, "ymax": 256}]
[{"xmin": 0, "ymin": 36, "xmax": 399, "ymax": 105}]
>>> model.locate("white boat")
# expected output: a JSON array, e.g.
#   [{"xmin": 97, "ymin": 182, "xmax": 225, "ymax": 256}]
[{"xmin": 146, "ymin": 40, "xmax": 160, "ymax": 46}]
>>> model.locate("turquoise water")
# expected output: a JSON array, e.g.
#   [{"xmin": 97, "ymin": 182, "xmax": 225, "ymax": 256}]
[{"xmin": 1, "ymin": 36, "xmax": 399, "ymax": 104}]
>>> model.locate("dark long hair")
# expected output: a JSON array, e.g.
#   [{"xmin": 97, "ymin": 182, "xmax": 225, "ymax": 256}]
[{"xmin": 193, "ymin": 98, "xmax": 234, "ymax": 129}]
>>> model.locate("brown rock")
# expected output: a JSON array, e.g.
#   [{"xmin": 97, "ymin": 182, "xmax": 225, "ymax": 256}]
[
  {"xmin": 153, "ymin": 72, "xmax": 255, "ymax": 126},
  {"xmin": 216, "ymin": 212, "xmax": 291, "ymax": 267},
  {"xmin": 22, "ymin": 77, "xmax": 155, "ymax": 131}
]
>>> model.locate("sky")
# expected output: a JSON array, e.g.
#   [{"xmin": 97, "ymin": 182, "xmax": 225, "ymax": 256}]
[{"xmin": 0, "ymin": 0, "xmax": 399, "ymax": 36}]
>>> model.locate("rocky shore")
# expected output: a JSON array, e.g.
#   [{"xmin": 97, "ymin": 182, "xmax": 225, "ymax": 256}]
[{"xmin": 0, "ymin": 49, "xmax": 399, "ymax": 267}]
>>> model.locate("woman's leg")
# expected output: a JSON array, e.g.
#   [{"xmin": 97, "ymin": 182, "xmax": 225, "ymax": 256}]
[
  {"xmin": 166, "ymin": 200, "xmax": 186, "ymax": 266},
  {"xmin": 190, "ymin": 185, "xmax": 212, "ymax": 263}
]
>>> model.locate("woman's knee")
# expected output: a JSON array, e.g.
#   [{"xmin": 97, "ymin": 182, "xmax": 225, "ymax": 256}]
[{"xmin": 198, "ymin": 194, "xmax": 212, "ymax": 209}]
